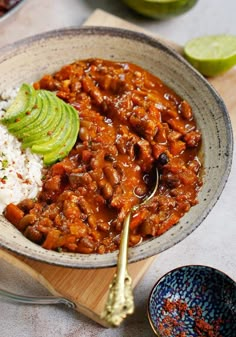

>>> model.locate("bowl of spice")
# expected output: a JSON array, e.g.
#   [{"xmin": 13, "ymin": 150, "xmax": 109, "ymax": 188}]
[{"xmin": 148, "ymin": 265, "xmax": 236, "ymax": 336}]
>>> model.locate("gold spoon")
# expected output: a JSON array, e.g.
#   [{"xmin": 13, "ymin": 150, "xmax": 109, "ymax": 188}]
[{"xmin": 101, "ymin": 168, "xmax": 159, "ymax": 327}]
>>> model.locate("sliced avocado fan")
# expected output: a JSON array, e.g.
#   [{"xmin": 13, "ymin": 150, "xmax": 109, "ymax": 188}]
[{"xmin": 1, "ymin": 83, "xmax": 80, "ymax": 166}]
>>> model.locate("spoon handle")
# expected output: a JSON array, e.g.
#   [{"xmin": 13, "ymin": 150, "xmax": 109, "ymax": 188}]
[
  {"xmin": 101, "ymin": 211, "xmax": 134, "ymax": 327},
  {"xmin": 0, "ymin": 288, "xmax": 75, "ymax": 308}
]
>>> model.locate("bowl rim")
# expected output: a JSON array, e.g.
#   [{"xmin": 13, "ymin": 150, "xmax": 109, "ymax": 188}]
[
  {"xmin": 147, "ymin": 264, "xmax": 236, "ymax": 335},
  {"xmin": 0, "ymin": 26, "xmax": 234, "ymax": 268}
]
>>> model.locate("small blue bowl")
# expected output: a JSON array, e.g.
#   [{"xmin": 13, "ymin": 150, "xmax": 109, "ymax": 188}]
[{"xmin": 147, "ymin": 265, "xmax": 236, "ymax": 336}]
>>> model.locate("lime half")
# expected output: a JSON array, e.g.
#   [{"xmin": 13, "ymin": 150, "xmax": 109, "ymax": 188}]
[
  {"xmin": 122, "ymin": 0, "xmax": 198, "ymax": 19},
  {"xmin": 184, "ymin": 35, "xmax": 236, "ymax": 77}
]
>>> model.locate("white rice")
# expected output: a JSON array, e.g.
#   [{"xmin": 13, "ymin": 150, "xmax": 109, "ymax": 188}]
[{"xmin": 0, "ymin": 89, "xmax": 43, "ymax": 214}]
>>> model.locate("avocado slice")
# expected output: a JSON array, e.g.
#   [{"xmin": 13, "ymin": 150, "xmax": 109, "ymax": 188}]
[
  {"xmin": 8, "ymin": 93, "xmax": 44, "ymax": 136},
  {"xmin": 22, "ymin": 91, "xmax": 63, "ymax": 147},
  {"xmin": 31, "ymin": 102, "xmax": 74, "ymax": 154},
  {"xmin": 43, "ymin": 105, "xmax": 80, "ymax": 165},
  {"xmin": 1, "ymin": 82, "xmax": 80, "ymax": 166},
  {"xmin": 1, "ymin": 84, "xmax": 36, "ymax": 125},
  {"xmin": 24, "ymin": 96, "xmax": 67, "ymax": 151},
  {"xmin": 32, "ymin": 103, "xmax": 79, "ymax": 165}
]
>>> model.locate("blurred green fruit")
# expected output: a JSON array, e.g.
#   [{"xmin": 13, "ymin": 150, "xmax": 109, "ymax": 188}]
[{"xmin": 122, "ymin": 0, "xmax": 198, "ymax": 19}]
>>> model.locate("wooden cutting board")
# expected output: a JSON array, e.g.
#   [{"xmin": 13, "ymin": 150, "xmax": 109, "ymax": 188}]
[{"xmin": 0, "ymin": 9, "xmax": 235, "ymax": 328}]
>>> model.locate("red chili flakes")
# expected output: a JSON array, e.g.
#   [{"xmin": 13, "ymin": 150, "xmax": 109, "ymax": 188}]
[
  {"xmin": 163, "ymin": 298, "xmax": 188, "ymax": 318},
  {"xmin": 23, "ymin": 178, "xmax": 31, "ymax": 185},
  {"xmin": 16, "ymin": 172, "xmax": 23, "ymax": 180},
  {"xmin": 0, "ymin": 176, "xmax": 7, "ymax": 184},
  {"xmin": 158, "ymin": 298, "xmax": 224, "ymax": 337}
]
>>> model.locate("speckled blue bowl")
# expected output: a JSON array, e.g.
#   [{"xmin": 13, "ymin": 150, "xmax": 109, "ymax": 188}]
[{"xmin": 148, "ymin": 265, "xmax": 236, "ymax": 336}]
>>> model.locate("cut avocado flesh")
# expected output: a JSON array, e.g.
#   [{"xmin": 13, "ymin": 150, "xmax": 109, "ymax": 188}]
[
  {"xmin": 32, "ymin": 103, "xmax": 75, "ymax": 154},
  {"xmin": 8, "ymin": 94, "xmax": 44, "ymax": 136},
  {"xmin": 1, "ymin": 84, "xmax": 36, "ymax": 125},
  {"xmin": 8, "ymin": 90, "xmax": 54, "ymax": 135},
  {"xmin": 27, "ymin": 99, "xmax": 68, "ymax": 151},
  {"xmin": 24, "ymin": 90, "xmax": 62, "ymax": 134},
  {"xmin": 22, "ymin": 104, "xmax": 64, "ymax": 149},
  {"xmin": 0, "ymin": 83, "xmax": 80, "ymax": 166},
  {"xmin": 43, "ymin": 106, "xmax": 79, "ymax": 165},
  {"xmin": 22, "ymin": 91, "xmax": 64, "ymax": 147}
]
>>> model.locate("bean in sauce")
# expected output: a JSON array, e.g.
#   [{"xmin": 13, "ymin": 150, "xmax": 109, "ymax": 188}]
[{"xmin": 4, "ymin": 58, "xmax": 202, "ymax": 254}]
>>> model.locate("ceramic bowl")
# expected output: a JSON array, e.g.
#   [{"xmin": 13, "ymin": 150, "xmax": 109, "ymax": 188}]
[
  {"xmin": 0, "ymin": 27, "xmax": 233, "ymax": 268},
  {"xmin": 148, "ymin": 265, "xmax": 236, "ymax": 336}
]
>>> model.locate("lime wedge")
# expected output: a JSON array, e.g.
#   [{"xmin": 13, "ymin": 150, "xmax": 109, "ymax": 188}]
[
  {"xmin": 184, "ymin": 35, "xmax": 236, "ymax": 77},
  {"xmin": 122, "ymin": 0, "xmax": 198, "ymax": 19}
]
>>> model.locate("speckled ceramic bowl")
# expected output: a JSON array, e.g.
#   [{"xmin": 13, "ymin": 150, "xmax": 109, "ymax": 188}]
[
  {"xmin": 0, "ymin": 27, "xmax": 233, "ymax": 268},
  {"xmin": 147, "ymin": 265, "xmax": 236, "ymax": 336}
]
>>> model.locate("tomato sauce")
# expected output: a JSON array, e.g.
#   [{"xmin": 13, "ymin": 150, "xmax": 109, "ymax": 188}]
[{"xmin": 4, "ymin": 58, "xmax": 202, "ymax": 254}]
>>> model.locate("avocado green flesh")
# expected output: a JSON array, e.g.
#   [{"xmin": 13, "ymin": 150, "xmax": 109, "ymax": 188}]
[
  {"xmin": 31, "ymin": 90, "xmax": 61, "ymax": 132},
  {"xmin": 1, "ymin": 83, "xmax": 80, "ymax": 166},
  {"xmin": 31, "ymin": 103, "xmax": 74, "ymax": 154},
  {"xmin": 26, "ymin": 90, "xmax": 61, "ymax": 133},
  {"xmin": 2, "ymin": 84, "xmax": 37, "ymax": 125},
  {"xmin": 22, "ymin": 104, "xmax": 65, "ymax": 149},
  {"xmin": 8, "ymin": 90, "xmax": 52, "ymax": 134},
  {"xmin": 43, "ymin": 107, "xmax": 79, "ymax": 165},
  {"xmin": 22, "ymin": 91, "xmax": 63, "ymax": 147},
  {"xmin": 8, "ymin": 94, "xmax": 44, "ymax": 136}
]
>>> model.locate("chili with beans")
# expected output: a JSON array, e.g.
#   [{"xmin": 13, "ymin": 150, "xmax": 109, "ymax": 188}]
[{"xmin": 5, "ymin": 59, "xmax": 202, "ymax": 254}]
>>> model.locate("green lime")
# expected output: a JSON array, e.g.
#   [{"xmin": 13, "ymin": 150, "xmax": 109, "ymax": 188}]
[
  {"xmin": 122, "ymin": 0, "xmax": 198, "ymax": 19},
  {"xmin": 184, "ymin": 35, "xmax": 236, "ymax": 77}
]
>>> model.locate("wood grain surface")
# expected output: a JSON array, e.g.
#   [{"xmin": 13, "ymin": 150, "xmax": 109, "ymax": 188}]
[{"xmin": 0, "ymin": 9, "xmax": 235, "ymax": 328}]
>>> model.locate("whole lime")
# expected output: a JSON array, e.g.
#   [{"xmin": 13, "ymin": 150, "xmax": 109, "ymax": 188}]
[{"xmin": 122, "ymin": 0, "xmax": 198, "ymax": 19}]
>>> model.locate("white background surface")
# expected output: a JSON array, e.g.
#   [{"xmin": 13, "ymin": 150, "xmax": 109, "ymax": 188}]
[{"xmin": 0, "ymin": 1, "xmax": 235, "ymax": 336}]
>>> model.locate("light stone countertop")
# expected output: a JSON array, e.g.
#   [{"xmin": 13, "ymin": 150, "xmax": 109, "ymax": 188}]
[{"xmin": 0, "ymin": 1, "xmax": 235, "ymax": 336}]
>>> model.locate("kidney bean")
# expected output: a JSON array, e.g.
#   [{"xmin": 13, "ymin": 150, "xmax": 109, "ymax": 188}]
[
  {"xmin": 79, "ymin": 127, "xmax": 90, "ymax": 141},
  {"xmin": 18, "ymin": 214, "xmax": 36, "ymax": 231},
  {"xmin": 134, "ymin": 185, "xmax": 147, "ymax": 197},
  {"xmin": 18, "ymin": 199, "xmax": 35, "ymax": 212},
  {"xmin": 24, "ymin": 226, "xmax": 43, "ymax": 244},
  {"xmin": 102, "ymin": 182, "xmax": 113, "ymax": 200},
  {"xmin": 129, "ymin": 234, "xmax": 142, "ymax": 246},
  {"xmin": 87, "ymin": 214, "xmax": 97, "ymax": 229},
  {"xmin": 77, "ymin": 197, "xmax": 93, "ymax": 215},
  {"xmin": 97, "ymin": 221, "xmax": 110, "ymax": 232},
  {"xmin": 103, "ymin": 165, "xmax": 120, "ymax": 186},
  {"xmin": 179, "ymin": 100, "xmax": 193, "ymax": 120}
]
